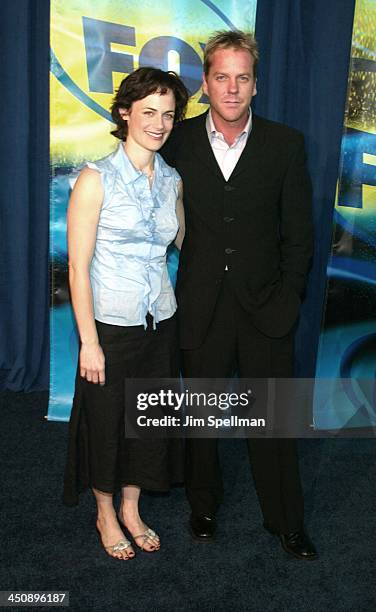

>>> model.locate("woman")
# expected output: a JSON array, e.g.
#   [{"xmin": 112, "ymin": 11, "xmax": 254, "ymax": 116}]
[{"xmin": 63, "ymin": 68, "xmax": 189, "ymax": 560}]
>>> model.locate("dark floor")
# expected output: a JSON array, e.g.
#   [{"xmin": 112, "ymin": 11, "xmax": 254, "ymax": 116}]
[{"xmin": 1, "ymin": 391, "xmax": 375, "ymax": 612}]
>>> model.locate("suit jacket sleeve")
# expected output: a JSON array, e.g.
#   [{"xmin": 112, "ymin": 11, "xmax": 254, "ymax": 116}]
[
  {"xmin": 279, "ymin": 133, "xmax": 313, "ymax": 297},
  {"xmin": 160, "ymin": 122, "xmax": 184, "ymax": 168}
]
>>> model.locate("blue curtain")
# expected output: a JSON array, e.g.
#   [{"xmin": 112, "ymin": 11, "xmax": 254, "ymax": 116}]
[
  {"xmin": 254, "ymin": 0, "xmax": 356, "ymax": 376},
  {"xmin": 0, "ymin": 0, "xmax": 50, "ymax": 391}
]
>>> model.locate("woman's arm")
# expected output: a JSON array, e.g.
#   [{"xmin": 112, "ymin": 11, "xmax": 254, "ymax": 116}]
[
  {"xmin": 174, "ymin": 180, "xmax": 185, "ymax": 250},
  {"xmin": 67, "ymin": 167, "xmax": 105, "ymax": 385}
]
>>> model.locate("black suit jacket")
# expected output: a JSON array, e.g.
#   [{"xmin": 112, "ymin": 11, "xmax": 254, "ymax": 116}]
[{"xmin": 161, "ymin": 112, "xmax": 313, "ymax": 349}]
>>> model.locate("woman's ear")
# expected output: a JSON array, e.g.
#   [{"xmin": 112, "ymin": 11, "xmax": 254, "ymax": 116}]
[{"xmin": 118, "ymin": 108, "xmax": 130, "ymax": 121}]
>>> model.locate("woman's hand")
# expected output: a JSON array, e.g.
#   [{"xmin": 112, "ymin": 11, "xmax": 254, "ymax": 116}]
[{"xmin": 79, "ymin": 342, "xmax": 106, "ymax": 385}]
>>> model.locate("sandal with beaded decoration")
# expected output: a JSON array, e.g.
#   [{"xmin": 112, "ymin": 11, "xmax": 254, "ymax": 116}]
[
  {"xmin": 96, "ymin": 524, "xmax": 135, "ymax": 560},
  {"xmin": 132, "ymin": 526, "xmax": 160, "ymax": 552},
  {"xmin": 103, "ymin": 537, "xmax": 135, "ymax": 559},
  {"xmin": 117, "ymin": 514, "xmax": 160, "ymax": 553}
]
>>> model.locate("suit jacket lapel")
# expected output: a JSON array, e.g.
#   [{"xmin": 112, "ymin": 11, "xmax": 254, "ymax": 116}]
[
  {"xmin": 191, "ymin": 112, "xmax": 224, "ymax": 180},
  {"xmin": 189, "ymin": 112, "xmax": 267, "ymax": 182},
  {"xmin": 229, "ymin": 114, "xmax": 266, "ymax": 182}
]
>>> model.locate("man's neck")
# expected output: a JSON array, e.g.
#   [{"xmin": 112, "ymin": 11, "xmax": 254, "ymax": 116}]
[{"xmin": 210, "ymin": 109, "xmax": 249, "ymax": 146}]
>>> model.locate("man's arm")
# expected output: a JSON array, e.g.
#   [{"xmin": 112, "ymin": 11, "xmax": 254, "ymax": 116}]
[
  {"xmin": 175, "ymin": 180, "xmax": 185, "ymax": 250},
  {"xmin": 279, "ymin": 134, "xmax": 314, "ymax": 296}
]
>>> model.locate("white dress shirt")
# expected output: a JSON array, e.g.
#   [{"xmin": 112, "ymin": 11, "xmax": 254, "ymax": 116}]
[{"xmin": 206, "ymin": 109, "xmax": 252, "ymax": 181}]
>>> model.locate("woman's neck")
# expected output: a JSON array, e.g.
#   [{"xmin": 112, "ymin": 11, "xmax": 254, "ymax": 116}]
[{"xmin": 123, "ymin": 138, "xmax": 155, "ymax": 175}]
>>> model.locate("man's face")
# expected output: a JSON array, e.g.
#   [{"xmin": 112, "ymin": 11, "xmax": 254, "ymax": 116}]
[{"xmin": 202, "ymin": 47, "xmax": 257, "ymax": 127}]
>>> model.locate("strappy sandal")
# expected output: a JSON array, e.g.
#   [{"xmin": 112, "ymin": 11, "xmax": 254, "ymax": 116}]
[
  {"xmin": 133, "ymin": 527, "xmax": 160, "ymax": 552},
  {"xmin": 118, "ymin": 514, "xmax": 160, "ymax": 553},
  {"xmin": 96, "ymin": 524, "xmax": 135, "ymax": 560},
  {"xmin": 103, "ymin": 538, "xmax": 135, "ymax": 560}
]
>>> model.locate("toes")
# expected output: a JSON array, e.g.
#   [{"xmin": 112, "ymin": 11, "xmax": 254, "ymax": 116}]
[
  {"xmin": 150, "ymin": 535, "xmax": 160, "ymax": 548},
  {"xmin": 109, "ymin": 547, "xmax": 135, "ymax": 560},
  {"xmin": 124, "ymin": 548, "xmax": 136, "ymax": 559},
  {"xmin": 140, "ymin": 537, "xmax": 159, "ymax": 552},
  {"xmin": 108, "ymin": 549, "xmax": 123, "ymax": 560}
]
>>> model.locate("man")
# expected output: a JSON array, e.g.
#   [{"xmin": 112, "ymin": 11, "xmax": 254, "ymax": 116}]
[{"xmin": 161, "ymin": 30, "xmax": 317, "ymax": 560}]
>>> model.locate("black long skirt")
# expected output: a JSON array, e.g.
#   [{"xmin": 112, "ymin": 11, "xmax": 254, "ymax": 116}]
[{"xmin": 63, "ymin": 314, "xmax": 183, "ymax": 506}]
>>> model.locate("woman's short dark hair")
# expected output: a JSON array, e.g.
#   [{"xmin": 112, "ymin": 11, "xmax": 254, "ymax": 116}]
[{"xmin": 111, "ymin": 67, "xmax": 190, "ymax": 141}]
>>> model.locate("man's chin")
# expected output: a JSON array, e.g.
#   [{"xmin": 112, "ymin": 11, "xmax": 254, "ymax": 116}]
[
  {"xmin": 218, "ymin": 108, "xmax": 248, "ymax": 124},
  {"xmin": 223, "ymin": 114, "xmax": 246, "ymax": 124}
]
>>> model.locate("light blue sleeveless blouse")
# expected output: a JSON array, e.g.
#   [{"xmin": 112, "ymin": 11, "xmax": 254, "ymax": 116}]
[{"xmin": 88, "ymin": 143, "xmax": 180, "ymax": 328}]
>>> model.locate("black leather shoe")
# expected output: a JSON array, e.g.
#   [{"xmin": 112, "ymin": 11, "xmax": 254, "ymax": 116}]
[
  {"xmin": 189, "ymin": 514, "xmax": 216, "ymax": 542},
  {"xmin": 264, "ymin": 525, "xmax": 318, "ymax": 560}
]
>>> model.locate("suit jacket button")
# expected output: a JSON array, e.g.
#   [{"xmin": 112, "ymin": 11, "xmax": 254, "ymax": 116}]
[
  {"xmin": 224, "ymin": 184, "xmax": 235, "ymax": 191},
  {"xmin": 224, "ymin": 217, "xmax": 234, "ymax": 222},
  {"xmin": 225, "ymin": 248, "xmax": 236, "ymax": 254}
]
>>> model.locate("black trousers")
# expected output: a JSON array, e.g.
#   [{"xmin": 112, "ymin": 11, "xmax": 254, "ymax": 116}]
[{"xmin": 181, "ymin": 275, "xmax": 304, "ymax": 534}]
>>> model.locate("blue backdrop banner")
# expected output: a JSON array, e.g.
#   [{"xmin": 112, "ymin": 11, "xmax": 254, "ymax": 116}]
[
  {"xmin": 48, "ymin": 0, "xmax": 258, "ymax": 420},
  {"xmin": 314, "ymin": 0, "xmax": 376, "ymax": 431}
]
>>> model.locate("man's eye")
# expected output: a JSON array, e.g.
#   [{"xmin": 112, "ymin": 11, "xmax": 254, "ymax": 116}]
[
  {"xmin": 216, "ymin": 75, "xmax": 226, "ymax": 81},
  {"xmin": 144, "ymin": 111, "xmax": 153, "ymax": 116},
  {"xmin": 239, "ymin": 76, "xmax": 250, "ymax": 82},
  {"xmin": 164, "ymin": 114, "xmax": 175, "ymax": 120}
]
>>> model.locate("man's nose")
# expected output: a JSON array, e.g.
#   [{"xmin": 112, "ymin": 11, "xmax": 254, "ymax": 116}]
[{"xmin": 227, "ymin": 77, "xmax": 239, "ymax": 93}]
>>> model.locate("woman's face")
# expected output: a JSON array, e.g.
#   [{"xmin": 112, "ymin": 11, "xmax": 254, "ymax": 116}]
[{"xmin": 119, "ymin": 89, "xmax": 176, "ymax": 152}]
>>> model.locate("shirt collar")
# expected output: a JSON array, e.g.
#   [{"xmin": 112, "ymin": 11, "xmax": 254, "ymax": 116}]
[
  {"xmin": 111, "ymin": 143, "xmax": 173, "ymax": 184},
  {"xmin": 206, "ymin": 108, "xmax": 252, "ymax": 143}
]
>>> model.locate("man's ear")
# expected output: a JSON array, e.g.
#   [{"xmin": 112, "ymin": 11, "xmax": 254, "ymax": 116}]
[
  {"xmin": 202, "ymin": 72, "xmax": 209, "ymax": 97},
  {"xmin": 252, "ymin": 78, "xmax": 257, "ymax": 97}
]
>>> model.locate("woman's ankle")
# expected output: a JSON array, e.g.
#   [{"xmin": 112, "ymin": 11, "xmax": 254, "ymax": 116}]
[
  {"xmin": 96, "ymin": 507, "xmax": 117, "ymax": 523},
  {"xmin": 119, "ymin": 503, "xmax": 140, "ymax": 520}
]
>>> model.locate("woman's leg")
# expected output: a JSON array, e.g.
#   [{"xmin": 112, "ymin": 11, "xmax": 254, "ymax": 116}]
[
  {"xmin": 119, "ymin": 485, "xmax": 160, "ymax": 552},
  {"xmin": 116, "ymin": 314, "xmax": 180, "ymax": 552},
  {"xmin": 94, "ymin": 487, "xmax": 135, "ymax": 560}
]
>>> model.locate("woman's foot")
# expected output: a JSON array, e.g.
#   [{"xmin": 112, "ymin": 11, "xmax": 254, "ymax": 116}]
[
  {"xmin": 118, "ymin": 506, "xmax": 160, "ymax": 552},
  {"xmin": 96, "ymin": 514, "xmax": 135, "ymax": 560}
]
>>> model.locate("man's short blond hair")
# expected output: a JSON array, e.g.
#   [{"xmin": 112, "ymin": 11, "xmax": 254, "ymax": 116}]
[{"xmin": 203, "ymin": 30, "xmax": 259, "ymax": 77}]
